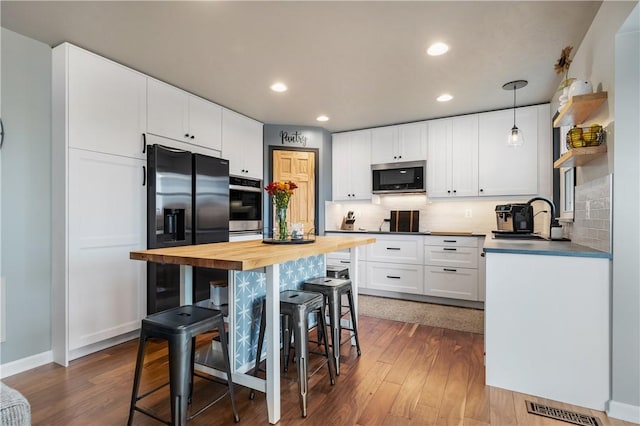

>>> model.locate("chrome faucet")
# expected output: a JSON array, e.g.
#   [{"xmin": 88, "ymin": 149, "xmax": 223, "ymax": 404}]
[{"xmin": 526, "ymin": 196, "xmax": 559, "ymax": 238}]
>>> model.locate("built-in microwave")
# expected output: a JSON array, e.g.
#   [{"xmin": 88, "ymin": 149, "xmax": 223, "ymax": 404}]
[
  {"xmin": 371, "ymin": 160, "xmax": 426, "ymax": 194},
  {"xmin": 229, "ymin": 176, "xmax": 263, "ymax": 232}
]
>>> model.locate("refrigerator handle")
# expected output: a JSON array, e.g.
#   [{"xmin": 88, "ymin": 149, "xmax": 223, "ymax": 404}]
[
  {"xmin": 142, "ymin": 133, "xmax": 146, "ymax": 154},
  {"xmin": 142, "ymin": 165, "xmax": 146, "ymax": 186},
  {"xmin": 0, "ymin": 117, "xmax": 4, "ymax": 150}
]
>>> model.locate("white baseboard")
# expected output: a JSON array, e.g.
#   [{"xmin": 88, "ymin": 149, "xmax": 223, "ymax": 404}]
[
  {"xmin": 0, "ymin": 350, "xmax": 54, "ymax": 378},
  {"xmin": 606, "ymin": 399, "xmax": 640, "ymax": 424}
]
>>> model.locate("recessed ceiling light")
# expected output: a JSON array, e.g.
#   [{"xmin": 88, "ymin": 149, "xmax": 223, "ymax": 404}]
[
  {"xmin": 437, "ymin": 94, "xmax": 453, "ymax": 102},
  {"xmin": 316, "ymin": 115, "xmax": 329, "ymax": 122},
  {"xmin": 427, "ymin": 42, "xmax": 449, "ymax": 56},
  {"xmin": 270, "ymin": 82, "xmax": 287, "ymax": 92}
]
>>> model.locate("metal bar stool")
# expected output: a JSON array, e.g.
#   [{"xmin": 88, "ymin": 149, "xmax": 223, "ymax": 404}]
[
  {"xmin": 250, "ymin": 290, "xmax": 335, "ymax": 417},
  {"xmin": 302, "ymin": 277, "xmax": 361, "ymax": 375},
  {"xmin": 127, "ymin": 305, "xmax": 239, "ymax": 425}
]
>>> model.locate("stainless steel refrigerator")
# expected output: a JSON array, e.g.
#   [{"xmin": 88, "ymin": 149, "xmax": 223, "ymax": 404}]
[{"xmin": 146, "ymin": 144, "xmax": 229, "ymax": 314}]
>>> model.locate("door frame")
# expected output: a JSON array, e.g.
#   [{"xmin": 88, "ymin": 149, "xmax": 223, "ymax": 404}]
[{"xmin": 268, "ymin": 146, "xmax": 320, "ymax": 236}]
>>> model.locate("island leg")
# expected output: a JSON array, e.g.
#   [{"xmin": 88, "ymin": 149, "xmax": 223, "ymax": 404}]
[
  {"xmin": 179, "ymin": 265, "xmax": 193, "ymax": 305},
  {"xmin": 265, "ymin": 264, "xmax": 281, "ymax": 424},
  {"xmin": 348, "ymin": 247, "xmax": 360, "ymax": 346}
]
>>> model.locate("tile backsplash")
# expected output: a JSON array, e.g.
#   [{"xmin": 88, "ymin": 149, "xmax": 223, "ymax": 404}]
[
  {"xmin": 569, "ymin": 174, "xmax": 612, "ymax": 252},
  {"xmin": 325, "ymin": 195, "xmax": 531, "ymax": 236}
]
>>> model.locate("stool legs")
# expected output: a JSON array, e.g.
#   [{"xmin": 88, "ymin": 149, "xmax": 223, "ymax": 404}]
[
  {"xmin": 326, "ymin": 291, "xmax": 342, "ymax": 375},
  {"xmin": 346, "ymin": 289, "xmax": 362, "ymax": 357},
  {"xmin": 216, "ymin": 316, "xmax": 240, "ymax": 423},
  {"xmin": 127, "ymin": 332, "xmax": 148, "ymax": 426},
  {"xmin": 292, "ymin": 307, "xmax": 309, "ymax": 417},
  {"xmin": 167, "ymin": 334, "xmax": 192, "ymax": 426}
]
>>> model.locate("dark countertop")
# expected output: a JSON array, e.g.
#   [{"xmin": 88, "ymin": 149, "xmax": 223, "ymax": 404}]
[
  {"xmin": 483, "ymin": 238, "xmax": 612, "ymax": 259},
  {"xmin": 324, "ymin": 230, "xmax": 487, "ymax": 237}
]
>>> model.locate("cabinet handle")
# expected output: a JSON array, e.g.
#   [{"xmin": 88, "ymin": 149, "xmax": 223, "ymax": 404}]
[
  {"xmin": 142, "ymin": 133, "xmax": 146, "ymax": 154},
  {"xmin": 339, "ymin": 260, "xmax": 350, "ymax": 264},
  {"xmin": 142, "ymin": 165, "xmax": 146, "ymax": 186},
  {"xmin": 480, "ymin": 188, "xmax": 484, "ymax": 193},
  {"xmin": 190, "ymin": 135, "xmax": 195, "ymax": 139},
  {"xmin": 453, "ymin": 189, "xmax": 457, "ymax": 194},
  {"xmin": 386, "ymin": 275, "xmax": 401, "ymax": 279},
  {"xmin": 447, "ymin": 190, "xmax": 451, "ymax": 194},
  {"xmin": 185, "ymin": 133, "xmax": 190, "ymax": 138},
  {"xmin": 386, "ymin": 247, "xmax": 401, "ymax": 251},
  {"xmin": 443, "ymin": 268, "xmax": 457, "ymax": 272},
  {"xmin": 0, "ymin": 117, "xmax": 4, "ymax": 149},
  {"xmin": 481, "ymin": 252, "xmax": 485, "ymax": 257},
  {"xmin": 398, "ymin": 155, "xmax": 402, "ymax": 159},
  {"xmin": 443, "ymin": 248, "xmax": 457, "ymax": 251},
  {"xmin": 443, "ymin": 240, "xmax": 457, "ymax": 243}
]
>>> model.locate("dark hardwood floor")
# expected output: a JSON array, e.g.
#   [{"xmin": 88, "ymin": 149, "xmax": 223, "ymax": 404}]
[{"xmin": 3, "ymin": 315, "xmax": 635, "ymax": 425}]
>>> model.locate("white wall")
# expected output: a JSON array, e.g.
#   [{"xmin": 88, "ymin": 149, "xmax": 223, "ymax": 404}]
[
  {"xmin": 611, "ymin": 3, "xmax": 640, "ymax": 422},
  {"xmin": 0, "ymin": 28, "xmax": 52, "ymax": 364}
]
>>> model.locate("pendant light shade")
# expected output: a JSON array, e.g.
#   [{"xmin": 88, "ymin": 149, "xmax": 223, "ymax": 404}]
[{"xmin": 502, "ymin": 80, "xmax": 528, "ymax": 147}]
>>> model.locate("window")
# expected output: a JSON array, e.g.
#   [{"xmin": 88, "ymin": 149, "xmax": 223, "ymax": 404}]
[{"xmin": 558, "ymin": 125, "xmax": 575, "ymax": 220}]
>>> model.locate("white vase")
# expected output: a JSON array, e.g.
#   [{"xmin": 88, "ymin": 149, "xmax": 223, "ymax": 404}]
[
  {"xmin": 568, "ymin": 80, "xmax": 593, "ymax": 98},
  {"xmin": 558, "ymin": 87, "xmax": 570, "ymax": 112}
]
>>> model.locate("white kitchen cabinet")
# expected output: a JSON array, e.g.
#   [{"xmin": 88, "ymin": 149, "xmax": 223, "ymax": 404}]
[
  {"xmin": 423, "ymin": 235, "xmax": 480, "ymax": 301},
  {"xmin": 367, "ymin": 262, "xmax": 424, "ymax": 294},
  {"xmin": 332, "ymin": 130, "xmax": 372, "ymax": 200},
  {"xmin": 65, "ymin": 43, "xmax": 146, "ymax": 159},
  {"xmin": 67, "ymin": 149, "xmax": 146, "ymax": 351},
  {"xmin": 221, "ymin": 108, "xmax": 264, "ymax": 179},
  {"xmin": 427, "ymin": 115, "xmax": 479, "ymax": 197},
  {"xmin": 147, "ymin": 78, "xmax": 223, "ymax": 152},
  {"xmin": 365, "ymin": 234, "xmax": 423, "ymax": 294},
  {"xmin": 367, "ymin": 234, "xmax": 423, "ymax": 265},
  {"xmin": 53, "ymin": 43, "xmax": 148, "ymax": 366},
  {"xmin": 370, "ymin": 122, "xmax": 427, "ymax": 164},
  {"xmin": 478, "ymin": 105, "xmax": 539, "ymax": 196}
]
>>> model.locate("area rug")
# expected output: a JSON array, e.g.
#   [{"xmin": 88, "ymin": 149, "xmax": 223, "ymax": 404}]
[{"xmin": 358, "ymin": 295, "xmax": 484, "ymax": 334}]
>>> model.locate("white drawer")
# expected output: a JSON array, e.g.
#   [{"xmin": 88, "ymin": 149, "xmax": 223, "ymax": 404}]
[
  {"xmin": 366, "ymin": 262, "xmax": 423, "ymax": 294},
  {"xmin": 424, "ymin": 246, "xmax": 478, "ymax": 268},
  {"xmin": 367, "ymin": 236, "xmax": 423, "ymax": 264},
  {"xmin": 424, "ymin": 235, "xmax": 478, "ymax": 248},
  {"xmin": 424, "ymin": 266, "xmax": 478, "ymax": 301}
]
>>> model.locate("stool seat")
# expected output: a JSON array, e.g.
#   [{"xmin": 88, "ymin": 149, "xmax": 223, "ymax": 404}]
[
  {"xmin": 128, "ymin": 305, "xmax": 239, "ymax": 425},
  {"xmin": 251, "ymin": 290, "xmax": 334, "ymax": 417},
  {"xmin": 303, "ymin": 277, "xmax": 361, "ymax": 375},
  {"xmin": 326, "ymin": 265, "xmax": 349, "ymax": 279}
]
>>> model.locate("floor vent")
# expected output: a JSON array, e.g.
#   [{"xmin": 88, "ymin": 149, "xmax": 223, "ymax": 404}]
[{"xmin": 526, "ymin": 401, "xmax": 603, "ymax": 426}]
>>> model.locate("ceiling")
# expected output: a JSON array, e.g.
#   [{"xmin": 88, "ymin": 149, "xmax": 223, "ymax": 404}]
[{"xmin": 1, "ymin": 1, "xmax": 603, "ymax": 132}]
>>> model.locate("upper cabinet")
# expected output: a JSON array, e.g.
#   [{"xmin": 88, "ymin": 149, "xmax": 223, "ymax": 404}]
[
  {"xmin": 427, "ymin": 115, "xmax": 479, "ymax": 197},
  {"xmin": 332, "ymin": 130, "xmax": 372, "ymax": 201},
  {"xmin": 147, "ymin": 79, "xmax": 222, "ymax": 152},
  {"xmin": 221, "ymin": 108, "xmax": 264, "ymax": 179},
  {"xmin": 477, "ymin": 105, "xmax": 540, "ymax": 196},
  {"xmin": 65, "ymin": 44, "xmax": 146, "ymax": 159},
  {"xmin": 371, "ymin": 122, "xmax": 427, "ymax": 164}
]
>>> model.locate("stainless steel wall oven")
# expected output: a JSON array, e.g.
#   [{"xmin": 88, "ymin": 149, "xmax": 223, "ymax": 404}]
[{"xmin": 229, "ymin": 176, "xmax": 263, "ymax": 233}]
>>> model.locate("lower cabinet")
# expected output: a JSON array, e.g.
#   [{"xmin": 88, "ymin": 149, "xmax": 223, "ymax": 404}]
[
  {"xmin": 324, "ymin": 232, "xmax": 484, "ymax": 303},
  {"xmin": 423, "ymin": 266, "xmax": 478, "ymax": 300},
  {"xmin": 423, "ymin": 235, "xmax": 480, "ymax": 301},
  {"xmin": 54, "ymin": 149, "xmax": 147, "ymax": 364},
  {"xmin": 367, "ymin": 262, "xmax": 424, "ymax": 294}
]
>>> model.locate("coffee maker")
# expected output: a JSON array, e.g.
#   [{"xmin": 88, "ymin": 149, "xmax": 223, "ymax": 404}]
[{"xmin": 494, "ymin": 204, "xmax": 533, "ymax": 233}]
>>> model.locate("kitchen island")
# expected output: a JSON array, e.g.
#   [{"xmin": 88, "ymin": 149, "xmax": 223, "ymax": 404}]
[
  {"xmin": 130, "ymin": 235, "xmax": 375, "ymax": 424},
  {"xmin": 483, "ymin": 238, "xmax": 611, "ymax": 411}
]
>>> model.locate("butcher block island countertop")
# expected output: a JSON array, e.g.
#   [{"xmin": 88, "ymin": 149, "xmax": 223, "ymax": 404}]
[{"xmin": 130, "ymin": 235, "xmax": 376, "ymax": 271}]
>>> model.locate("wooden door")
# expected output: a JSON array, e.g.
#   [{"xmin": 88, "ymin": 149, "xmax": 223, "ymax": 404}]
[{"xmin": 273, "ymin": 150, "xmax": 316, "ymax": 235}]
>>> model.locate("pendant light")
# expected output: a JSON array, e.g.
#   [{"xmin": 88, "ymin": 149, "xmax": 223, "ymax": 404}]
[{"xmin": 502, "ymin": 80, "xmax": 528, "ymax": 147}]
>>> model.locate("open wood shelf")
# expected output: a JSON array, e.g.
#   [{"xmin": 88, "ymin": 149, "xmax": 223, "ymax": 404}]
[
  {"xmin": 554, "ymin": 145, "xmax": 607, "ymax": 168},
  {"xmin": 554, "ymin": 92, "xmax": 608, "ymax": 127}
]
